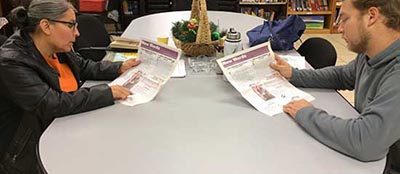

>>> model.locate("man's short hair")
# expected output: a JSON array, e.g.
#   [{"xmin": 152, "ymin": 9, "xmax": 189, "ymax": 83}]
[{"xmin": 351, "ymin": 0, "xmax": 400, "ymax": 31}]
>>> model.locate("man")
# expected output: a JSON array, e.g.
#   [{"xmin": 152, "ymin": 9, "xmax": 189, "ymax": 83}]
[{"xmin": 270, "ymin": 0, "xmax": 400, "ymax": 173}]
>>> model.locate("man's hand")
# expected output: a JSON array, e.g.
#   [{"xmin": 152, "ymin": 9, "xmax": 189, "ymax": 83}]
[
  {"xmin": 269, "ymin": 54, "xmax": 293, "ymax": 80},
  {"xmin": 283, "ymin": 99, "xmax": 313, "ymax": 118},
  {"xmin": 119, "ymin": 59, "xmax": 141, "ymax": 74},
  {"xmin": 110, "ymin": 85, "xmax": 132, "ymax": 100}
]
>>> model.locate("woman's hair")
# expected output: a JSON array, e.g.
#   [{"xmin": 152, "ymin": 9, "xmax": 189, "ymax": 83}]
[
  {"xmin": 9, "ymin": 0, "xmax": 76, "ymax": 32},
  {"xmin": 351, "ymin": 0, "xmax": 400, "ymax": 31}
]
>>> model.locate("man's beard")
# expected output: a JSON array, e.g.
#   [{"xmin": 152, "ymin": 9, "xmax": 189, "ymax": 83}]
[{"xmin": 348, "ymin": 26, "xmax": 370, "ymax": 54}]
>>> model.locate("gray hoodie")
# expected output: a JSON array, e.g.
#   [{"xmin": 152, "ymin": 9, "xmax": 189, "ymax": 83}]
[{"xmin": 289, "ymin": 40, "xmax": 400, "ymax": 166}]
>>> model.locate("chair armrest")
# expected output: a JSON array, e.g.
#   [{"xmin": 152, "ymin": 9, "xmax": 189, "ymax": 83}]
[{"xmin": 77, "ymin": 47, "xmax": 108, "ymax": 51}]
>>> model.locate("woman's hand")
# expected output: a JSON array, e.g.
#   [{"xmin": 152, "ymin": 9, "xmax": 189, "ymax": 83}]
[
  {"xmin": 119, "ymin": 59, "xmax": 141, "ymax": 74},
  {"xmin": 269, "ymin": 54, "xmax": 293, "ymax": 80},
  {"xmin": 110, "ymin": 85, "xmax": 132, "ymax": 100}
]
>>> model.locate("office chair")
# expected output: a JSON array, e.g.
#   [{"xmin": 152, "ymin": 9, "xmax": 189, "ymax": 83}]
[
  {"xmin": 297, "ymin": 37, "xmax": 337, "ymax": 69},
  {"xmin": 73, "ymin": 14, "xmax": 114, "ymax": 61}
]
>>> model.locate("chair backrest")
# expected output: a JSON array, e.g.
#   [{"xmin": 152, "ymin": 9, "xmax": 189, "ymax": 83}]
[
  {"xmin": 74, "ymin": 14, "xmax": 111, "ymax": 61},
  {"xmin": 145, "ymin": 0, "xmax": 172, "ymax": 14},
  {"xmin": 297, "ymin": 37, "xmax": 337, "ymax": 69},
  {"xmin": 0, "ymin": 34, "xmax": 7, "ymax": 46},
  {"xmin": 214, "ymin": 0, "xmax": 238, "ymax": 12},
  {"xmin": 172, "ymin": 0, "xmax": 237, "ymax": 11}
]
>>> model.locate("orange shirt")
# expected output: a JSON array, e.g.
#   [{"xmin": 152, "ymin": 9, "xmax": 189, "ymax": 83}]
[{"xmin": 43, "ymin": 54, "xmax": 78, "ymax": 92}]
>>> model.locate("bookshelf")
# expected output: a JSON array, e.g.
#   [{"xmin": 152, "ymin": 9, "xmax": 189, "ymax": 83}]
[
  {"xmin": 118, "ymin": 0, "xmax": 339, "ymax": 34},
  {"xmin": 287, "ymin": 0, "xmax": 336, "ymax": 34},
  {"xmin": 238, "ymin": 0, "xmax": 337, "ymax": 33},
  {"xmin": 238, "ymin": 1, "xmax": 288, "ymax": 21}
]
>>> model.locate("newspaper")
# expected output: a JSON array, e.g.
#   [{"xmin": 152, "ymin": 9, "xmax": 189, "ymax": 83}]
[
  {"xmin": 216, "ymin": 42, "xmax": 314, "ymax": 116},
  {"xmin": 109, "ymin": 39, "xmax": 181, "ymax": 106}
]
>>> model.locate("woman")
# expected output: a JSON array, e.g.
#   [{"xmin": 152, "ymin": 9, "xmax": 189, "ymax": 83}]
[{"xmin": 0, "ymin": 0, "xmax": 140, "ymax": 173}]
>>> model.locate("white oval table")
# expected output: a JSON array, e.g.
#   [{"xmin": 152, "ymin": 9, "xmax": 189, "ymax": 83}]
[{"xmin": 39, "ymin": 11, "xmax": 386, "ymax": 174}]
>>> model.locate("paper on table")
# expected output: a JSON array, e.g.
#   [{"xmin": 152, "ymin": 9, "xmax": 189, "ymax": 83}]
[
  {"xmin": 171, "ymin": 59, "xmax": 186, "ymax": 78},
  {"xmin": 103, "ymin": 52, "xmax": 137, "ymax": 62},
  {"xmin": 109, "ymin": 36, "xmax": 139, "ymax": 50},
  {"xmin": 279, "ymin": 55, "xmax": 306, "ymax": 69}
]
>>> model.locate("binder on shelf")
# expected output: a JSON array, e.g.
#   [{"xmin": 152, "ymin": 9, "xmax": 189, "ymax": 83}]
[
  {"xmin": 295, "ymin": 0, "xmax": 302, "ymax": 11},
  {"xmin": 317, "ymin": 0, "xmax": 323, "ymax": 10},
  {"xmin": 305, "ymin": 0, "xmax": 312, "ymax": 11},
  {"xmin": 321, "ymin": 0, "xmax": 329, "ymax": 11}
]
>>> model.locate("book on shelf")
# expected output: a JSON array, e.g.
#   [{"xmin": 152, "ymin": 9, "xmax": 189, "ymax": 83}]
[
  {"xmin": 299, "ymin": 15, "xmax": 324, "ymax": 29},
  {"xmin": 241, "ymin": 7, "xmax": 258, "ymax": 16},
  {"xmin": 304, "ymin": 0, "xmax": 312, "ymax": 11},
  {"xmin": 319, "ymin": 0, "xmax": 329, "ymax": 11},
  {"xmin": 240, "ymin": 7, "xmax": 276, "ymax": 21},
  {"xmin": 305, "ymin": 23, "xmax": 324, "ymax": 29},
  {"xmin": 288, "ymin": 0, "xmax": 329, "ymax": 11},
  {"xmin": 300, "ymin": 15, "xmax": 324, "ymax": 22}
]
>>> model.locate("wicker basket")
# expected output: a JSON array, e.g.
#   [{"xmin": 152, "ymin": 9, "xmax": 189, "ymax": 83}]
[
  {"xmin": 173, "ymin": 37, "xmax": 217, "ymax": 57},
  {"xmin": 172, "ymin": 0, "xmax": 217, "ymax": 57}
]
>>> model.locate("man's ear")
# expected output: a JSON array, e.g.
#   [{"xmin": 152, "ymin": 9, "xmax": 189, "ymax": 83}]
[
  {"xmin": 367, "ymin": 7, "xmax": 380, "ymax": 27},
  {"xmin": 38, "ymin": 19, "xmax": 52, "ymax": 35}
]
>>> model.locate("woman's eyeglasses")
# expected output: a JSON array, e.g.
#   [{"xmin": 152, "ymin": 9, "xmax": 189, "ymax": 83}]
[{"xmin": 47, "ymin": 19, "xmax": 78, "ymax": 30}]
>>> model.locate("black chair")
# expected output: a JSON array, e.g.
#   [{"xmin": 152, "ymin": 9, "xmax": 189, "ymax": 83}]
[
  {"xmin": 297, "ymin": 37, "xmax": 337, "ymax": 69},
  {"xmin": 73, "ymin": 14, "xmax": 117, "ymax": 61},
  {"xmin": 214, "ymin": 0, "xmax": 238, "ymax": 12},
  {"xmin": 173, "ymin": 0, "xmax": 236, "ymax": 11},
  {"xmin": 0, "ymin": 34, "xmax": 7, "ymax": 46}
]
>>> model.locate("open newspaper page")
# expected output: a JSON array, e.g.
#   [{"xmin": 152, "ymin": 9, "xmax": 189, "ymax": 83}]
[
  {"xmin": 110, "ymin": 39, "xmax": 181, "ymax": 106},
  {"xmin": 217, "ymin": 42, "xmax": 314, "ymax": 116}
]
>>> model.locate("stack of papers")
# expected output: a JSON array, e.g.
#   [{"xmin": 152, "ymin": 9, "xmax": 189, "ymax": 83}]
[
  {"xmin": 171, "ymin": 59, "xmax": 186, "ymax": 78},
  {"xmin": 109, "ymin": 36, "xmax": 140, "ymax": 50},
  {"xmin": 279, "ymin": 55, "xmax": 306, "ymax": 69}
]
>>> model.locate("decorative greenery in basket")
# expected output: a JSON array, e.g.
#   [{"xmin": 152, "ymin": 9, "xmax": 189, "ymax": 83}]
[
  {"xmin": 171, "ymin": 0, "xmax": 225, "ymax": 57},
  {"xmin": 172, "ymin": 19, "xmax": 226, "ymax": 44}
]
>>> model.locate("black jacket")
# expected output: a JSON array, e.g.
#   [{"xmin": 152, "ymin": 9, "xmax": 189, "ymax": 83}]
[{"xmin": 0, "ymin": 30, "xmax": 122, "ymax": 173}]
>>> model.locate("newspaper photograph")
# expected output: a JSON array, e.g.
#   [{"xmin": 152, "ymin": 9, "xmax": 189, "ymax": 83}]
[
  {"xmin": 216, "ymin": 42, "xmax": 314, "ymax": 116},
  {"xmin": 109, "ymin": 39, "xmax": 181, "ymax": 106}
]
